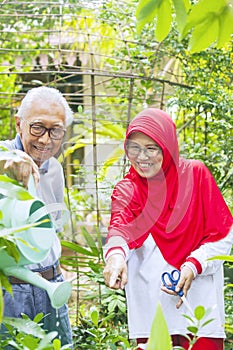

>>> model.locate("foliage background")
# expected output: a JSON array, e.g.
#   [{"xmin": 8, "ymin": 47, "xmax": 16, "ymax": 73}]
[{"xmin": 0, "ymin": 0, "xmax": 232, "ymax": 349}]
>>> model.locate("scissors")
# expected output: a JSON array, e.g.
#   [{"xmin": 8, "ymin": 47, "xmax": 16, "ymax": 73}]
[{"xmin": 161, "ymin": 269, "xmax": 194, "ymax": 315}]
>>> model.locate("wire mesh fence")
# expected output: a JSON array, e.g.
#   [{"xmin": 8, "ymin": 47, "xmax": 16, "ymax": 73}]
[{"xmin": 0, "ymin": 0, "xmax": 192, "ymax": 241}]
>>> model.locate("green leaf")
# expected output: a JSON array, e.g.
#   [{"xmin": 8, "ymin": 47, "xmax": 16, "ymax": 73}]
[
  {"xmin": 98, "ymin": 148, "xmax": 124, "ymax": 181},
  {"xmin": 33, "ymin": 312, "xmax": 45, "ymax": 323},
  {"xmin": 187, "ymin": 325, "xmax": 198, "ymax": 334},
  {"xmin": 78, "ymin": 105, "xmax": 83, "ymax": 113},
  {"xmin": 189, "ymin": 14, "xmax": 219, "ymax": 53},
  {"xmin": 0, "ymin": 270, "xmax": 12, "ymax": 295},
  {"xmin": 61, "ymin": 240, "xmax": 97, "ymax": 257},
  {"xmin": 194, "ymin": 305, "xmax": 205, "ymax": 320},
  {"xmin": 52, "ymin": 338, "xmax": 62, "ymax": 350},
  {"xmin": 115, "ymin": 299, "xmax": 126, "ymax": 313},
  {"xmin": 91, "ymin": 308, "xmax": 99, "ymax": 326},
  {"xmin": 21, "ymin": 334, "xmax": 39, "ymax": 348},
  {"xmin": 81, "ymin": 226, "xmax": 99, "ymax": 256},
  {"xmin": 97, "ymin": 120, "xmax": 125, "ymax": 139},
  {"xmin": 37, "ymin": 332, "xmax": 59, "ymax": 349},
  {"xmin": 147, "ymin": 302, "xmax": 172, "ymax": 350},
  {"xmin": 136, "ymin": 0, "xmax": 162, "ymax": 33},
  {"xmin": 183, "ymin": 0, "xmax": 191, "ymax": 10},
  {"xmin": 96, "ymin": 227, "xmax": 104, "ymax": 261},
  {"xmin": 207, "ymin": 255, "xmax": 233, "ymax": 262},
  {"xmin": 172, "ymin": 0, "xmax": 191, "ymax": 34},
  {"xmin": 201, "ymin": 318, "xmax": 215, "ymax": 328},
  {"xmin": 3, "ymin": 316, "xmax": 46, "ymax": 338},
  {"xmin": 187, "ymin": 0, "xmax": 226, "ymax": 26},
  {"xmin": 59, "ymin": 141, "xmax": 86, "ymax": 160},
  {"xmin": 0, "ymin": 238, "xmax": 21, "ymax": 263},
  {"xmin": 217, "ymin": 5, "xmax": 233, "ymax": 48},
  {"xmin": 182, "ymin": 0, "xmax": 226, "ymax": 37},
  {"xmin": 182, "ymin": 314, "xmax": 194, "ymax": 323},
  {"xmin": 155, "ymin": 0, "xmax": 173, "ymax": 42},
  {"xmin": 108, "ymin": 299, "xmax": 118, "ymax": 314},
  {"xmin": 99, "ymin": 312, "xmax": 115, "ymax": 327}
]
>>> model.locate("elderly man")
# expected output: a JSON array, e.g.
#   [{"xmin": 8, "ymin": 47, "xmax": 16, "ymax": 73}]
[{"xmin": 0, "ymin": 86, "xmax": 74, "ymax": 347}]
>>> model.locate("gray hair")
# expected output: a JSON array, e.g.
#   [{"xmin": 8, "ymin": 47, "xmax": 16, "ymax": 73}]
[{"xmin": 17, "ymin": 86, "xmax": 74, "ymax": 126}]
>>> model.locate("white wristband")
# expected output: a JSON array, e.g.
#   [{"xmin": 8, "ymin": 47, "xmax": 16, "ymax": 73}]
[
  {"xmin": 105, "ymin": 248, "xmax": 126, "ymax": 262},
  {"xmin": 181, "ymin": 261, "xmax": 198, "ymax": 279}
]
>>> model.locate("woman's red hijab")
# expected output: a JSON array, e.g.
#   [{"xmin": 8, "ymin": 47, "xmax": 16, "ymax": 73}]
[{"xmin": 108, "ymin": 108, "xmax": 233, "ymax": 269}]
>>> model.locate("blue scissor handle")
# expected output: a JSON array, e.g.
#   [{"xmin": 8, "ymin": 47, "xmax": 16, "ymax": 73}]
[{"xmin": 161, "ymin": 269, "xmax": 184, "ymax": 297}]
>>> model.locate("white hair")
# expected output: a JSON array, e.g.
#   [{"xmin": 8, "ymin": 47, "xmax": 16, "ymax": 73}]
[{"xmin": 17, "ymin": 86, "xmax": 74, "ymax": 126}]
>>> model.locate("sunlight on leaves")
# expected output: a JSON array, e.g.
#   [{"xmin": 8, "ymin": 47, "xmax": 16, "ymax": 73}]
[
  {"xmin": 172, "ymin": 0, "xmax": 191, "ymax": 34},
  {"xmin": 155, "ymin": 0, "xmax": 172, "ymax": 42},
  {"xmin": 136, "ymin": 0, "xmax": 161, "ymax": 34}
]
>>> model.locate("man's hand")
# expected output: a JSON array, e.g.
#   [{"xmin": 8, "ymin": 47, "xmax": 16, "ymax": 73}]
[
  {"xmin": 0, "ymin": 150, "xmax": 40, "ymax": 188},
  {"xmin": 103, "ymin": 254, "xmax": 128, "ymax": 290}
]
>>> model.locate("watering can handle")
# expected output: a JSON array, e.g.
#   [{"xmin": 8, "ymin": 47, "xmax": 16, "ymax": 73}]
[
  {"xmin": 29, "ymin": 202, "xmax": 70, "ymax": 230},
  {"xmin": 27, "ymin": 175, "xmax": 69, "ymax": 230},
  {"xmin": 28, "ymin": 174, "xmax": 38, "ymax": 197}
]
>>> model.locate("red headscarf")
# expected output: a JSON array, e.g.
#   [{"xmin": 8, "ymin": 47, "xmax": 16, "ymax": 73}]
[{"xmin": 108, "ymin": 108, "xmax": 233, "ymax": 269}]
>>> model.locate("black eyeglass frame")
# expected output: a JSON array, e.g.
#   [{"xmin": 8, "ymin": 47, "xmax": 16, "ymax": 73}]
[
  {"xmin": 21, "ymin": 117, "xmax": 66, "ymax": 140},
  {"xmin": 29, "ymin": 123, "xmax": 66, "ymax": 140},
  {"xmin": 20, "ymin": 119, "xmax": 66, "ymax": 142}
]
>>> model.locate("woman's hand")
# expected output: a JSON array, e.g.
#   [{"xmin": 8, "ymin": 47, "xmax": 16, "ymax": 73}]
[
  {"xmin": 161, "ymin": 265, "xmax": 195, "ymax": 309},
  {"xmin": 103, "ymin": 254, "xmax": 128, "ymax": 290}
]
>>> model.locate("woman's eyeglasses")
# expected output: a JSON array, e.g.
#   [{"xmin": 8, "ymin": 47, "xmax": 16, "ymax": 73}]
[
  {"xmin": 22, "ymin": 118, "xmax": 66, "ymax": 140},
  {"xmin": 126, "ymin": 141, "xmax": 162, "ymax": 158}
]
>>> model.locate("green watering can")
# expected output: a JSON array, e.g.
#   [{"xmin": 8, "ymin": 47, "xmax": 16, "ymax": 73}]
[{"xmin": 0, "ymin": 176, "xmax": 72, "ymax": 309}]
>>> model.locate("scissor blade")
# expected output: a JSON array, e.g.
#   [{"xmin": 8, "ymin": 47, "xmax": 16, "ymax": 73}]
[{"xmin": 181, "ymin": 295, "xmax": 194, "ymax": 316}]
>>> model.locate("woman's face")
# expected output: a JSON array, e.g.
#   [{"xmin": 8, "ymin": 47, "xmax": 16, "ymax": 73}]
[{"xmin": 126, "ymin": 132, "xmax": 163, "ymax": 178}]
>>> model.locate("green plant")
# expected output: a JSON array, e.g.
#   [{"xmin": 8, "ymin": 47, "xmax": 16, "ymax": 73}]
[
  {"xmin": 0, "ymin": 313, "xmax": 71, "ymax": 350},
  {"xmin": 72, "ymin": 304, "xmax": 131, "ymax": 350},
  {"xmin": 147, "ymin": 303, "xmax": 215, "ymax": 350},
  {"xmin": 61, "ymin": 227, "xmax": 131, "ymax": 348},
  {"xmin": 136, "ymin": 0, "xmax": 233, "ymax": 53}
]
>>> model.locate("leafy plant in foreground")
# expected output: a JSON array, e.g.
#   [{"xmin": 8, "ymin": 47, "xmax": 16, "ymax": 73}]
[
  {"xmin": 147, "ymin": 303, "xmax": 215, "ymax": 350},
  {"xmin": 0, "ymin": 313, "xmax": 71, "ymax": 350},
  {"xmin": 72, "ymin": 305, "xmax": 132, "ymax": 350}
]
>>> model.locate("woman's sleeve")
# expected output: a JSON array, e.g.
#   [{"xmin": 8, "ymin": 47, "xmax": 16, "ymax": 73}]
[
  {"xmin": 183, "ymin": 162, "xmax": 233, "ymax": 276},
  {"xmin": 185, "ymin": 226, "xmax": 233, "ymax": 276},
  {"xmin": 104, "ymin": 178, "xmax": 146, "ymax": 259},
  {"xmin": 103, "ymin": 235, "xmax": 129, "ymax": 262}
]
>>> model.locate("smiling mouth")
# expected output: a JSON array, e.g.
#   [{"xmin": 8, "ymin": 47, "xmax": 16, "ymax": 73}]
[
  {"xmin": 34, "ymin": 145, "xmax": 51, "ymax": 152},
  {"xmin": 136, "ymin": 162, "xmax": 153, "ymax": 169}
]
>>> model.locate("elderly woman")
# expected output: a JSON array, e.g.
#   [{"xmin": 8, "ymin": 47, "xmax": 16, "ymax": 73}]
[{"xmin": 103, "ymin": 108, "xmax": 233, "ymax": 350}]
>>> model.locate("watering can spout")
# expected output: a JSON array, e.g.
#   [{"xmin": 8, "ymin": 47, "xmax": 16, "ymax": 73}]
[{"xmin": 4, "ymin": 266, "xmax": 72, "ymax": 309}]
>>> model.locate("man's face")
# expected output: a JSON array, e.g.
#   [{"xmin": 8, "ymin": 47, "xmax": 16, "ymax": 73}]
[{"xmin": 15, "ymin": 100, "xmax": 66, "ymax": 167}]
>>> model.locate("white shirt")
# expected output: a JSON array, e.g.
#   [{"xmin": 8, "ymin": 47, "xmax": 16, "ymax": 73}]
[
  {"xmin": 105, "ymin": 228, "xmax": 233, "ymax": 339},
  {"xmin": 0, "ymin": 136, "xmax": 66, "ymax": 269}
]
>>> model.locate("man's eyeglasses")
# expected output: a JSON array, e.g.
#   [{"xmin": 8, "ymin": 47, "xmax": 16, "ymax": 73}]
[
  {"xmin": 22, "ymin": 119, "xmax": 66, "ymax": 140},
  {"xmin": 126, "ymin": 141, "xmax": 162, "ymax": 158}
]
